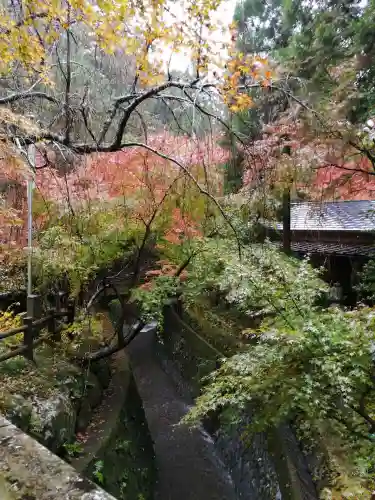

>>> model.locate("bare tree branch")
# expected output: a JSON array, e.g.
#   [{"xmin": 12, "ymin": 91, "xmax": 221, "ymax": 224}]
[
  {"xmin": 98, "ymin": 80, "xmax": 209, "ymax": 147},
  {"xmin": 0, "ymin": 91, "xmax": 59, "ymax": 105},
  {"xmin": 160, "ymin": 97, "xmax": 192, "ymax": 136},
  {"xmin": 183, "ymin": 90, "xmax": 245, "ymax": 145}
]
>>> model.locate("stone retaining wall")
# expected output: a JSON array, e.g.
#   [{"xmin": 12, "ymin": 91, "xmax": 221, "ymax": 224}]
[
  {"xmin": 0, "ymin": 415, "xmax": 116, "ymax": 500},
  {"xmin": 1, "ymin": 308, "xmax": 156, "ymax": 500}
]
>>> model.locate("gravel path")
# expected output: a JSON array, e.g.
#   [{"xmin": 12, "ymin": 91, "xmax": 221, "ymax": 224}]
[{"xmin": 127, "ymin": 328, "xmax": 237, "ymax": 500}]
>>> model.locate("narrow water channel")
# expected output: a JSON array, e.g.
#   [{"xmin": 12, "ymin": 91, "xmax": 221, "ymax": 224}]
[{"xmin": 127, "ymin": 326, "xmax": 238, "ymax": 500}]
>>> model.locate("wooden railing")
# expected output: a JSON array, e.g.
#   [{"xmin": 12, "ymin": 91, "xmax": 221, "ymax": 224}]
[{"xmin": 0, "ymin": 292, "xmax": 75, "ymax": 363}]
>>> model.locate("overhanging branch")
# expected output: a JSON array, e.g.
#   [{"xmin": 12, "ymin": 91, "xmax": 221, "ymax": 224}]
[
  {"xmin": 97, "ymin": 80, "xmax": 208, "ymax": 146},
  {"xmin": 0, "ymin": 91, "xmax": 59, "ymax": 105}
]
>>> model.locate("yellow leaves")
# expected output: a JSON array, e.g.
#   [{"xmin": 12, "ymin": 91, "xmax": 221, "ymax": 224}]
[
  {"xmin": 97, "ymin": 0, "xmax": 114, "ymax": 14},
  {"xmin": 0, "ymin": 0, "xmax": 243, "ymax": 98},
  {"xmin": 234, "ymin": 93, "xmax": 253, "ymax": 109},
  {"xmin": 221, "ymin": 52, "xmax": 277, "ymax": 112},
  {"xmin": 124, "ymin": 36, "xmax": 141, "ymax": 55},
  {"xmin": 254, "ymin": 55, "xmax": 268, "ymax": 65},
  {"xmin": 0, "ymin": 311, "xmax": 21, "ymax": 333},
  {"xmin": 226, "ymin": 93, "xmax": 253, "ymax": 113},
  {"xmin": 139, "ymin": 73, "xmax": 164, "ymax": 87}
]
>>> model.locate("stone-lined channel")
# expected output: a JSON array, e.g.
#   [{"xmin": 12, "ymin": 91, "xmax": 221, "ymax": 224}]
[{"xmin": 127, "ymin": 324, "xmax": 238, "ymax": 500}]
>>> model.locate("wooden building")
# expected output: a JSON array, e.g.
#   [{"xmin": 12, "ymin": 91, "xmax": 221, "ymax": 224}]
[{"xmin": 269, "ymin": 200, "xmax": 375, "ymax": 304}]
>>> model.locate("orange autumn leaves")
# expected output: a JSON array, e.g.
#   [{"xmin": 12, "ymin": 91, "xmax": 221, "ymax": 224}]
[
  {"xmin": 162, "ymin": 208, "xmax": 202, "ymax": 245},
  {"xmin": 139, "ymin": 207, "xmax": 202, "ymax": 291},
  {"xmin": 222, "ymin": 22, "xmax": 274, "ymax": 112},
  {"xmin": 2, "ymin": 133, "xmax": 224, "ymax": 255},
  {"xmin": 242, "ymin": 118, "xmax": 375, "ymax": 201}
]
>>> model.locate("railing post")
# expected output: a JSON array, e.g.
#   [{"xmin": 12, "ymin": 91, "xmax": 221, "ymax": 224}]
[
  {"xmin": 23, "ymin": 316, "xmax": 34, "ymax": 361},
  {"xmin": 175, "ymin": 296, "xmax": 183, "ymax": 316},
  {"xmin": 27, "ymin": 294, "xmax": 41, "ymax": 320},
  {"xmin": 55, "ymin": 291, "xmax": 66, "ymax": 312}
]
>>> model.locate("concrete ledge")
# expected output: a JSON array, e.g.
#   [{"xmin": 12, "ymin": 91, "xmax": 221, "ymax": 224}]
[{"xmin": 0, "ymin": 416, "xmax": 116, "ymax": 500}]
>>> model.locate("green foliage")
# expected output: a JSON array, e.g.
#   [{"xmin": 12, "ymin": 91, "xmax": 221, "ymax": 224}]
[
  {"xmin": 353, "ymin": 0, "xmax": 375, "ymax": 121},
  {"xmin": 222, "ymin": 159, "xmax": 243, "ymax": 195},
  {"xmin": 164, "ymin": 228, "xmax": 375, "ymax": 494},
  {"xmin": 279, "ymin": 1, "xmax": 360, "ymax": 86},
  {"xmin": 186, "ymin": 304, "xmax": 375, "ymax": 494},
  {"xmin": 181, "ymin": 239, "xmax": 326, "ymax": 320},
  {"xmin": 93, "ymin": 460, "xmax": 105, "ymax": 485},
  {"xmin": 356, "ymin": 259, "xmax": 375, "ymax": 303},
  {"xmin": 131, "ymin": 275, "xmax": 180, "ymax": 325},
  {"xmin": 63, "ymin": 441, "xmax": 83, "ymax": 458},
  {"xmin": 61, "ymin": 313, "xmax": 106, "ymax": 357},
  {"xmin": 234, "ymin": 0, "xmax": 375, "ymax": 121},
  {"xmin": 234, "ymin": 0, "xmax": 295, "ymax": 53},
  {"xmin": 134, "ymin": 235, "xmax": 326, "ymax": 335},
  {"xmin": 33, "ymin": 202, "xmax": 143, "ymax": 295}
]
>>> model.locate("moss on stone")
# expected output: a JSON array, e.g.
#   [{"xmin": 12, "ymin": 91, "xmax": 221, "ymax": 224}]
[
  {"xmin": 0, "ymin": 416, "xmax": 117, "ymax": 500},
  {"xmin": 0, "ymin": 308, "xmax": 155, "ymax": 499},
  {"xmin": 29, "ymin": 393, "xmax": 76, "ymax": 453},
  {"xmin": 0, "ymin": 310, "xmax": 115, "ymax": 449},
  {"xmin": 0, "ymin": 343, "xmax": 105, "ymax": 455},
  {"xmin": 0, "ymin": 393, "xmax": 32, "ymax": 431}
]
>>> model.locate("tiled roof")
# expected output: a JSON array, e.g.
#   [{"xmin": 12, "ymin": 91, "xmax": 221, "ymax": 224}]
[
  {"xmin": 291, "ymin": 241, "xmax": 375, "ymax": 257},
  {"xmin": 277, "ymin": 200, "xmax": 375, "ymax": 232}
]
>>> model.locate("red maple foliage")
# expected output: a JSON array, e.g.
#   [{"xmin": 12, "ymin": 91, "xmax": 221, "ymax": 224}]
[
  {"xmin": 1, "ymin": 133, "xmax": 228, "ymax": 253},
  {"xmin": 242, "ymin": 119, "xmax": 375, "ymax": 201},
  {"xmin": 0, "ymin": 157, "xmax": 30, "ymax": 253},
  {"xmin": 313, "ymin": 160, "xmax": 375, "ymax": 200}
]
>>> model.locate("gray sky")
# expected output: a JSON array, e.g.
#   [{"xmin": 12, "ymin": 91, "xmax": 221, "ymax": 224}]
[{"xmin": 169, "ymin": 0, "xmax": 237, "ymax": 71}]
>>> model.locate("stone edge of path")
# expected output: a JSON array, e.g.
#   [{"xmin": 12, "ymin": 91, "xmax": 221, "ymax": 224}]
[{"xmin": 0, "ymin": 415, "xmax": 116, "ymax": 500}]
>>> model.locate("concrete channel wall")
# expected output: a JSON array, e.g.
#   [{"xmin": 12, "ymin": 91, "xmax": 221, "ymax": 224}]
[{"xmin": 158, "ymin": 304, "xmax": 319, "ymax": 500}]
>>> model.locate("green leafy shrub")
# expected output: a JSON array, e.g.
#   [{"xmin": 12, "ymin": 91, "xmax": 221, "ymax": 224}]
[
  {"xmin": 356, "ymin": 259, "xmax": 375, "ymax": 303},
  {"xmin": 181, "ymin": 239, "xmax": 327, "ymax": 320},
  {"xmin": 131, "ymin": 275, "xmax": 180, "ymax": 325},
  {"xmin": 186, "ymin": 305, "xmax": 375, "ymax": 494},
  {"xmin": 33, "ymin": 202, "xmax": 144, "ymax": 295}
]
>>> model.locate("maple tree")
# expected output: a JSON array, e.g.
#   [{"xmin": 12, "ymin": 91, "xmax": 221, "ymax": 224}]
[
  {"xmin": 0, "ymin": 0, "xmax": 266, "ymax": 293},
  {"xmin": 239, "ymin": 113, "xmax": 375, "ymax": 222},
  {"xmin": 0, "ymin": 0, "xmax": 265, "ymax": 279},
  {"xmin": 0, "ymin": 0, "xmax": 263, "ymax": 155},
  {"xmin": 15, "ymin": 132, "xmax": 226, "ymax": 295}
]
